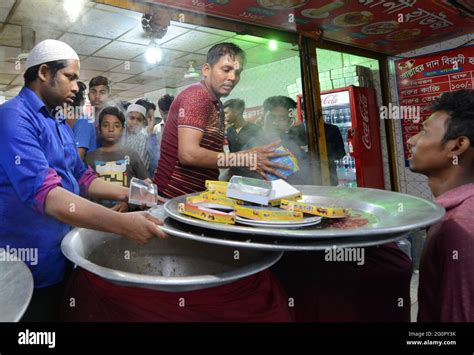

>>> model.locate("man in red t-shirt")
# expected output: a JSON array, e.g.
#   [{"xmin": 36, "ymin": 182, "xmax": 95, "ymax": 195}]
[
  {"xmin": 153, "ymin": 43, "xmax": 289, "ymax": 198},
  {"xmin": 407, "ymin": 89, "xmax": 474, "ymax": 322}
]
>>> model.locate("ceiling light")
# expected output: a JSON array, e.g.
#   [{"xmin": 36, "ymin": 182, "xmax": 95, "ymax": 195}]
[
  {"xmin": 145, "ymin": 40, "xmax": 162, "ymax": 64},
  {"xmin": 269, "ymin": 40, "xmax": 278, "ymax": 51},
  {"xmin": 63, "ymin": 0, "xmax": 87, "ymax": 22},
  {"xmin": 184, "ymin": 60, "xmax": 200, "ymax": 79}
]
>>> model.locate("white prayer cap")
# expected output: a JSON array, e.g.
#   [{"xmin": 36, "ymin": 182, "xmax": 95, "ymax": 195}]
[
  {"xmin": 25, "ymin": 39, "xmax": 79, "ymax": 70},
  {"xmin": 127, "ymin": 103, "xmax": 147, "ymax": 117}
]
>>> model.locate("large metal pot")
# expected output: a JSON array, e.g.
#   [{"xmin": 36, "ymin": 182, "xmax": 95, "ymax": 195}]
[{"xmin": 61, "ymin": 228, "xmax": 282, "ymax": 292}]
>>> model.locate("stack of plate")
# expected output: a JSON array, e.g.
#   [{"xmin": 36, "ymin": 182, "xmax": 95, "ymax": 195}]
[{"xmin": 235, "ymin": 212, "xmax": 322, "ymax": 229}]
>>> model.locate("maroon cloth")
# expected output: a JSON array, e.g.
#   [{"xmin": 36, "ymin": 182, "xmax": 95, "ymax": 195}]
[
  {"xmin": 271, "ymin": 242, "xmax": 413, "ymax": 322},
  {"xmin": 34, "ymin": 168, "xmax": 62, "ymax": 214},
  {"xmin": 153, "ymin": 80, "xmax": 224, "ymax": 199},
  {"xmin": 77, "ymin": 166, "xmax": 98, "ymax": 196},
  {"xmin": 61, "ymin": 268, "xmax": 294, "ymax": 322},
  {"xmin": 418, "ymin": 183, "xmax": 474, "ymax": 322}
]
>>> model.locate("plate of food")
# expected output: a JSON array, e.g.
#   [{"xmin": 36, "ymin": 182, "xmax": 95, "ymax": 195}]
[
  {"xmin": 361, "ymin": 21, "xmax": 400, "ymax": 35},
  {"xmin": 333, "ymin": 11, "xmax": 374, "ymax": 27},
  {"xmin": 257, "ymin": 0, "xmax": 309, "ymax": 10},
  {"xmin": 301, "ymin": 1, "xmax": 345, "ymax": 19},
  {"xmin": 234, "ymin": 205, "xmax": 322, "ymax": 228},
  {"xmin": 386, "ymin": 28, "xmax": 421, "ymax": 41},
  {"xmin": 235, "ymin": 216, "xmax": 322, "ymax": 228}
]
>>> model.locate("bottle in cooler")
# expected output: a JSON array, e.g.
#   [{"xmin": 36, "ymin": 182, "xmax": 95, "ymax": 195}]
[
  {"xmin": 330, "ymin": 109, "xmax": 338, "ymax": 125},
  {"xmin": 336, "ymin": 108, "xmax": 342, "ymax": 124},
  {"xmin": 343, "ymin": 107, "xmax": 350, "ymax": 124},
  {"xmin": 323, "ymin": 109, "xmax": 330, "ymax": 124},
  {"xmin": 338, "ymin": 107, "xmax": 346, "ymax": 125}
]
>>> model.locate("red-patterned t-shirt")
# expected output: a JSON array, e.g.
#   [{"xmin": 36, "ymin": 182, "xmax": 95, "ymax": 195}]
[{"xmin": 153, "ymin": 81, "xmax": 224, "ymax": 198}]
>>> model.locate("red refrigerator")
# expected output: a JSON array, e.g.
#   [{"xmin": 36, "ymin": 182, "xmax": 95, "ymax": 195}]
[{"xmin": 320, "ymin": 86, "xmax": 385, "ymax": 189}]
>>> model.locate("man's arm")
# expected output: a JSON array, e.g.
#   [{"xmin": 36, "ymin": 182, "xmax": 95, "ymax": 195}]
[
  {"xmin": 77, "ymin": 147, "xmax": 87, "ymax": 160},
  {"xmin": 129, "ymin": 150, "xmax": 148, "ymax": 180},
  {"xmin": 178, "ymin": 127, "xmax": 291, "ymax": 179},
  {"xmin": 147, "ymin": 133, "xmax": 159, "ymax": 178},
  {"xmin": 87, "ymin": 178, "xmax": 129, "ymax": 202},
  {"xmin": 45, "ymin": 186, "xmax": 166, "ymax": 244},
  {"xmin": 74, "ymin": 120, "xmax": 95, "ymax": 160}
]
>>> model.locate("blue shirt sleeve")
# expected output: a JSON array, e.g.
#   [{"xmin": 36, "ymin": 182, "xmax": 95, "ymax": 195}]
[
  {"xmin": 73, "ymin": 119, "xmax": 96, "ymax": 151},
  {"xmin": 147, "ymin": 133, "xmax": 160, "ymax": 177},
  {"xmin": 63, "ymin": 124, "xmax": 87, "ymax": 181},
  {"xmin": 0, "ymin": 107, "xmax": 53, "ymax": 210}
]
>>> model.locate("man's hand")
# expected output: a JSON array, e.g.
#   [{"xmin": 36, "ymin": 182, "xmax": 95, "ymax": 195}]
[
  {"xmin": 45, "ymin": 187, "xmax": 167, "ymax": 245},
  {"xmin": 246, "ymin": 140, "xmax": 292, "ymax": 180},
  {"xmin": 119, "ymin": 211, "xmax": 168, "ymax": 244},
  {"xmin": 111, "ymin": 201, "xmax": 129, "ymax": 213}
]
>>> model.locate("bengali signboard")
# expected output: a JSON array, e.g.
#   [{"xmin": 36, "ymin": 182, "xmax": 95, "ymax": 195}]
[
  {"xmin": 146, "ymin": 0, "xmax": 474, "ymax": 54},
  {"xmin": 395, "ymin": 45, "xmax": 474, "ymax": 166}
]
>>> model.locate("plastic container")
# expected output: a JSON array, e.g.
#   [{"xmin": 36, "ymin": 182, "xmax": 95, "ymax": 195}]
[{"xmin": 128, "ymin": 177, "xmax": 158, "ymax": 207}]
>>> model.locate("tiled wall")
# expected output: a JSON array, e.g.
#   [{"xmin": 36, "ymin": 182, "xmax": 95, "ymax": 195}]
[
  {"xmin": 169, "ymin": 55, "xmax": 302, "ymax": 106},
  {"xmin": 224, "ymin": 55, "xmax": 302, "ymax": 107},
  {"xmin": 388, "ymin": 33, "xmax": 474, "ymax": 200}
]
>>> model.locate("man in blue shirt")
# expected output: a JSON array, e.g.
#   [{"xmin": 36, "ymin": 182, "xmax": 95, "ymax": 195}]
[
  {"xmin": 66, "ymin": 81, "xmax": 96, "ymax": 159},
  {"xmin": 0, "ymin": 39, "xmax": 166, "ymax": 321}
]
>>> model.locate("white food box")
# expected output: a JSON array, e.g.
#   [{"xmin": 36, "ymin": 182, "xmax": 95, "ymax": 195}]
[{"xmin": 226, "ymin": 176, "xmax": 301, "ymax": 205}]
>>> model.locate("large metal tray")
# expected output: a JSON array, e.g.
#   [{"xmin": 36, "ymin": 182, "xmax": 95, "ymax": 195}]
[
  {"xmin": 61, "ymin": 227, "xmax": 282, "ymax": 292},
  {"xmin": 0, "ymin": 259, "xmax": 34, "ymax": 322},
  {"xmin": 163, "ymin": 185, "xmax": 445, "ymax": 239},
  {"xmin": 159, "ymin": 217, "xmax": 411, "ymax": 251}
]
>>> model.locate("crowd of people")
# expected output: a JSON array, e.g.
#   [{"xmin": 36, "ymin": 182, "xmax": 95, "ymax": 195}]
[{"xmin": 0, "ymin": 38, "xmax": 472, "ymax": 323}]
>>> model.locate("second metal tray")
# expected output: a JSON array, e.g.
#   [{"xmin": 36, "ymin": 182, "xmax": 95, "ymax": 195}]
[{"xmin": 159, "ymin": 217, "xmax": 411, "ymax": 251}]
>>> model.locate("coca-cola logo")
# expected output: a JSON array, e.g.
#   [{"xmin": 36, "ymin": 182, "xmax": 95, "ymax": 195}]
[
  {"xmin": 358, "ymin": 93, "xmax": 372, "ymax": 150},
  {"xmin": 322, "ymin": 94, "xmax": 338, "ymax": 105}
]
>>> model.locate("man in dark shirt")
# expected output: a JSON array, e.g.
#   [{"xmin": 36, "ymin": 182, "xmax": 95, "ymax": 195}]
[
  {"xmin": 157, "ymin": 94, "xmax": 174, "ymax": 124},
  {"xmin": 237, "ymin": 96, "xmax": 322, "ymax": 185},
  {"xmin": 407, "ymin": 89, "xmax": 474, "ymax": 322},
  {"xmin": 288, "ymin": 121, "xmax": 345, "ymax": 186},
  {"xmin": 224, "ymin": 99, "xmax": 262, "ymax": 152}
]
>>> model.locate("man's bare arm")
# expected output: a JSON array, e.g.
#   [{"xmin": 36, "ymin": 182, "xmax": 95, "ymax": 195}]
[
  {"xmin": 44, "ymin": 187, "xmax": 167, "ymax": 243},
  {"xmin": 177, "ymin": 127, "xmax": 291, "ymax": 178},
  {"xmin": 87, "ymin": 178, "xmax": 129, "ymax": 202},
  {"xmin": 77, "ymin": 148, "xmax": 87, "ymax": 161}
]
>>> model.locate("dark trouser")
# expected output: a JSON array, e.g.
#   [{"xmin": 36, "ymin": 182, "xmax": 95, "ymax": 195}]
[
  {"xmin": 21, "ymin": 281, "xmax": 66, "ymax": 322},
  {"xmin": 21, "ymin": 262, "xmax": 74, "ymax": 322}
]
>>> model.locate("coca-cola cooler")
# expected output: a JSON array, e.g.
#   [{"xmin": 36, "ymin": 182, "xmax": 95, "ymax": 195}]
[{"xmin": 320, "ymin": 86, "xmax": 384, "ymax": 189}]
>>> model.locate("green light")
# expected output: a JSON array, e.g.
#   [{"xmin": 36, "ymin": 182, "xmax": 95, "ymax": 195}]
[{"xmin": 268, "ymin": 40, "xmax": 278, "ymax": 51}]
